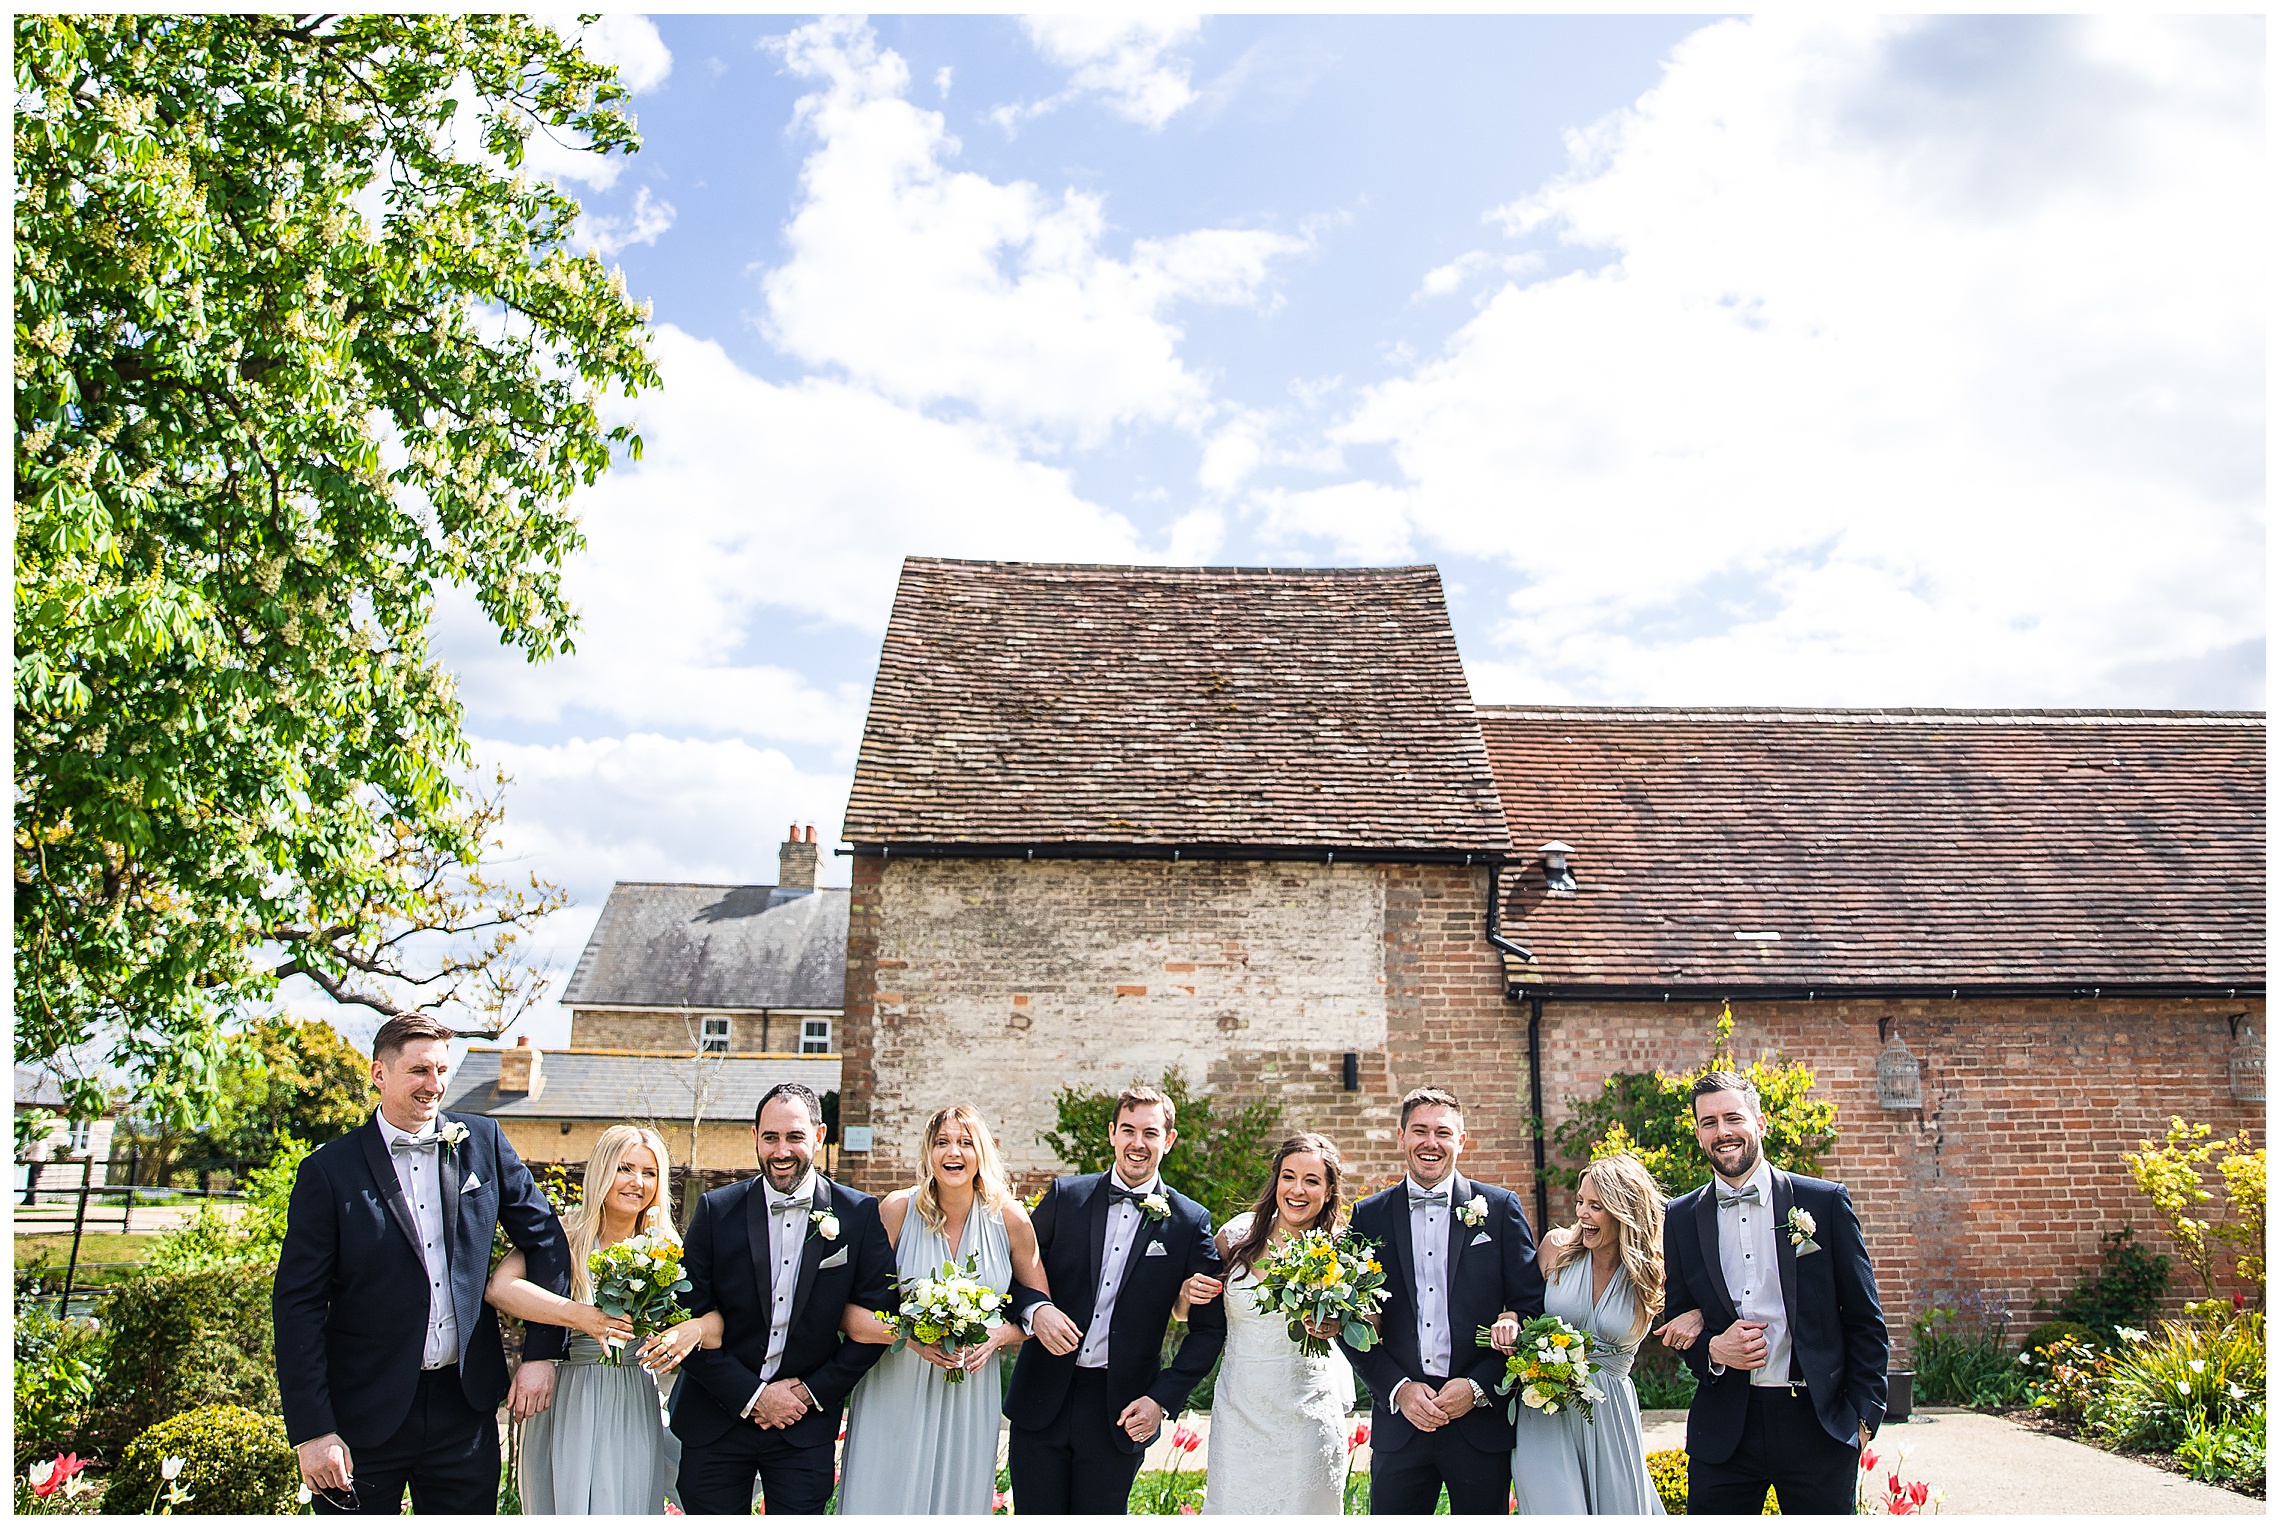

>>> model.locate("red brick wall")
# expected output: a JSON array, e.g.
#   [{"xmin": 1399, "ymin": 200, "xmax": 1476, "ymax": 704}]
[{"xmin": 1533, "ymin": 995, "xmax": 2266, "ymax": 1360}]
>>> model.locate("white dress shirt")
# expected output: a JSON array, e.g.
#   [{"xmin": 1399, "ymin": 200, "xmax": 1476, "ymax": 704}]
[
  {"xmin": 1713, "ymin": 1158, "xmax": 1795, "ymax": 1386},
  {"xmin": 377, "ymin": 1108, "xmax": 460, "ymax": 1370},
  {"xmin": 1077, "ymin": 1172, "xmax": 1162, "ymax": 1369},
  {"xmin": 745, "ymin": 1172, "xmax": 823, "ymax": 1416},
  {"xmin": 1405, "ymin": 1174, "xmax": 1457, "ymax": 1379}
]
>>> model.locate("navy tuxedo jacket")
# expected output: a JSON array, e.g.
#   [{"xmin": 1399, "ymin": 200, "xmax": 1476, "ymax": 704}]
[
  {"xmin": 1336, "ymin": 1175, "xmax": 1546, "ymax": 1457},
  {"xmin": 669, "ymin": 1174, "xmax": 897, "ymax": 1450},
  {"xmin": 273, "ymin": 1112, "xmax": 570, "ymax": 1449},
  {"xmin": 1002, "ymin": 1173, "xmax": 1226, "ymax": 1451},
  {"xmin": 1661, "ymin": 1167, "xmax": 1890, "ymax": 1462}
]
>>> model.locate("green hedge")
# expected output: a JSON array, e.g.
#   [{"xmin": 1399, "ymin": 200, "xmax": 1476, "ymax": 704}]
[
  {"xmin": 102, "ymin": 1405, "xmax": 300, "ymax": 1515},
  {"xmin": 82, "ymin": 1266, "xmax": 279, "ymax": 1455}
]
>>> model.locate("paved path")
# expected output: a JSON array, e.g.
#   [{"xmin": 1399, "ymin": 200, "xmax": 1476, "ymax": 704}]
[{"xmin": 1641, "ymin": 1407, "xmax": 2259, "ymax": 1516}]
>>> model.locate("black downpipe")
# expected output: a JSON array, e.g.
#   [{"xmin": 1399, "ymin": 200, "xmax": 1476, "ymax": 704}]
[{"xmin": 1529, "ymin": 996, "xmax": 1548, "ymax": 1235}]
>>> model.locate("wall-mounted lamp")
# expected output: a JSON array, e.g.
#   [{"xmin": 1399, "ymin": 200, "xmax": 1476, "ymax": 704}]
[
  {"xmin": 1342, "ymin": 1052, "xmax": 1360, "ymax": 1091},
  {"xmin": 2230, "ymin": 1015, "xmax": 2264, "ymax": 1103},
  {"xmin": 1540, "ymin": 841, "xmax": 1577, "ymax": 895}
]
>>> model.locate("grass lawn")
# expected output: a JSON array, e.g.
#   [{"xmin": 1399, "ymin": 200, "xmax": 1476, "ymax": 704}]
[{"xmin": 16, "ymin": 1232, "xmax": 154, "ymax": 1279}]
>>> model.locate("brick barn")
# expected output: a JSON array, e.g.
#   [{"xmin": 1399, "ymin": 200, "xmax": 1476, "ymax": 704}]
[{"xmin": 832, "ymin": 557, "xmax": 2264, "ymax": 1354}]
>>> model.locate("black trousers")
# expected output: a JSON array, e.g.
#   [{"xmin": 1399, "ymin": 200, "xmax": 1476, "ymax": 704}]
[
  {"xmin": 1369, "ymin": 1378, "xmax": 1512, "ymax": 1515},
  {"xmin": 1690, "ymin": 1386, "xmax": 1859, "ymax": 1515},
  {"xmin": 313, "ymin": 1365, "xmax": 497, "ymax": 1515},
  {"xmin": 1007, "ymin": 1367, "xmax": 1147, "ymax": 1515},
  {"xmin": 676, "ymin": 1416, "xmax": 838, "ymax": 1516}
]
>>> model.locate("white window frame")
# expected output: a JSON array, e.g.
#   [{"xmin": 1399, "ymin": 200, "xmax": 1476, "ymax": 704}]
[
  {"xmin": 700, "ymin": 1015, "xmax": 731, "ymax": 1054},
  {"xmin": 799, "ymin": 1018, "xmax": 833, "ymax": 1054}
]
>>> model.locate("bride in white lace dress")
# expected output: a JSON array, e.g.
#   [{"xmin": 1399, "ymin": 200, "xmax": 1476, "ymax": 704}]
[{"xmin": 1177, "ymin": 1133, "xmax": 1358, "ymax": 1516}]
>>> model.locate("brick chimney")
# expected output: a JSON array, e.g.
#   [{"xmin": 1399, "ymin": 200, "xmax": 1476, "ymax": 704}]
[
  {"xmin": 497, "ymin": 1033, "xmax": 545, "ymax": 1097},
  {"xmin": 778, "ymin": 822, "xmax": 818, "ymax": 892}
]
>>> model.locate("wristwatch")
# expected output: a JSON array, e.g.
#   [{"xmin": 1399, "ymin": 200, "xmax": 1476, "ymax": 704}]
[{"xmin": 1467, "ymin": 1378, "xmax": 1489, "ymax": 1409}]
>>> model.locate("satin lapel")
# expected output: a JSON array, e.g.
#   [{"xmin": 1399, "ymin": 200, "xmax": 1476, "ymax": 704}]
[
  {"xmin": 745, "ymin": 1177, "xmax": 774, "ymax": 1312},
  {"xmin": 1694, "ymin": 1187, "xmax": 1739, "ymax": 1325},
  {"xmin": 1384, "ymin": 1187, "xmax": 1416, "ymax": 1310},
  {"xmin": 1771, "ymin": 1170, "xmax": 1802, "ymax": 1339},
  {"xmin": 359, "ymin": 1119, "xmax": 424, "ymax": 1265},
  {"xmin": 787, "ymin": 1178, "xmax": 834, "ymax": 1335},
  {"xmin": 439, "ymin": 1118, "xmax": 464, "ymax": 1271},
  {"xmin": 1084, "ymin": 1176, "xmax": 1111, "ymax": 1322},
  {"xmin": 1444, "ymin": 1174, "xmax": 1471, "ymax": 1276}
]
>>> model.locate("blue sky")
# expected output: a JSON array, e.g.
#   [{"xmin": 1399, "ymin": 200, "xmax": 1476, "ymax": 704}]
[{"xmin": 404, "ymin": 14, "xmax": 2262, "ymax": 1046}]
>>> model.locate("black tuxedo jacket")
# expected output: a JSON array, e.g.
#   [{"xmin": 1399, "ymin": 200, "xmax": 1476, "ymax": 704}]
[
  {"xmin": 1662, "ymin": 1167, "xmax": 1890, "ymax": 1462},
  {"xmin": 669, "ymin": 1173, "xmax": 896, "ymax": 1450},
  {"xmin": 1002, "ymin": 1173, "xmax": 1226, "ymax": 1451},
  {"xmin": 273, "ymin": 1112, "xmax": 570, "ymax": 1449},
  {"xmin": 1336, "ymin": 1174, "xmax": 1546, "ymax": 1457}
]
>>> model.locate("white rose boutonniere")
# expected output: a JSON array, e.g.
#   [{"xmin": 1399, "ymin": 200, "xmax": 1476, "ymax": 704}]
[
  {"xmin": 1139, "ymin": 1192, "xmax": 1171, "ymax": 1223},
  {"xmin": 1457, "ymin": 1195, "xmax": 1489, "ymax": 1228},
  {"xmin": 1784, "ymin": 1206, "xmax": 1820, "ymax": 1256},
  {"xmin": 812, "ymin": 1208, "xmax": 840, "ymax": 1241},
  {"xmin": 437, "ymin": 1119, "xmax": 471, "ymax": 1150}
]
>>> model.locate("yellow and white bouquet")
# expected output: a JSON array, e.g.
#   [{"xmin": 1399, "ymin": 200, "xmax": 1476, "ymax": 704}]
[
  {"xmin": 878, "ymin": 1253, "xmax": 1004, "ymax": 1384},
  {"xmin": 1482, "ymin": 1313, "xmax": 1606, "ymax": 1422},
  {"xmin": 587, "ymin": 1230, "xmax": 693, "ymax": 1367},
  {"xmin": 1250, "ymin": 1228, "xmax": 1391, "ymax": 1359}
]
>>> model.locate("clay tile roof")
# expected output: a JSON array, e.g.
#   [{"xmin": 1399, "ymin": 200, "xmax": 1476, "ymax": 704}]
[
  {"xmin": 1479, "ymin": 707, "xmax": 2266, "ymax": 990},
  {"xmin": 844, "ymin": 558, "xmax": 1512, "ymax": 854}
]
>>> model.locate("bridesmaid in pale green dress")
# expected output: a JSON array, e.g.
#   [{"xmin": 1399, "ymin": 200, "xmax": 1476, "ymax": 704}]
[
  {"xmin": 837, "ymin": 1103, "xmax": 1051, "ymax": 1515},
  {"xmin": 488, "ymin": 1123, "xmax": 702, "ymax": 1515},
  {"xmin": 1493, "ymin": 1152, "xmax": 1670, "ymax": 1516}
]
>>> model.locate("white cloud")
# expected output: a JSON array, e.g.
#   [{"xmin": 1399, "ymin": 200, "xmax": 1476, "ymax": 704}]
[
  {"xmin": 578, "ymin": 14, "xmax": 673, "ymax": 94},
  {"xmin": 444, "ymin": 325, "xmax": 1164, "ymax": 739},
  {"xmin": 1335, "ymin": 15, "xmax": 2263, "ymax": 707},
  {"xmin": 1254, "ymin": 482, "xmax": 1416, "ymax": 564},
  {"xmin": 996, "ymin": 16, "xmax": 1202, "ymax": 133},
  {"xmin": 586, "ymin": 185, "xmax": 676, "ymax": 255},
  {"xmin": 761, "ymin": 17, "xmax": 1303, "ymax": 445}
]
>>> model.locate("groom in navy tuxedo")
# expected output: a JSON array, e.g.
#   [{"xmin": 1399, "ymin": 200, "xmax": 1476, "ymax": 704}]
[
  {"xmin": 1661, "ymin": 1069, "xmax": 1889, "ymax": 1514},
  {"xmin": 274, "ymin": 1014, "xmax": 571, "ymax": 1514},
  {"xmin": 1004, "ymin": 1084, "xmax": 1227, "ymax": 1514},
  {"xmin": 672, "ymin": 1082, "xmax": 897, "ymax": 1515},
  {"xmin": 1338, "ymin": 1086, "xmax": 1545, "ymax": 1515}
]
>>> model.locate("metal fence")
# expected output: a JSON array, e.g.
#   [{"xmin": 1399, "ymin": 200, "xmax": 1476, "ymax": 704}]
[{"xmin": 14, "ymin": 1156, "xmax": 247, "ymax": 1317}]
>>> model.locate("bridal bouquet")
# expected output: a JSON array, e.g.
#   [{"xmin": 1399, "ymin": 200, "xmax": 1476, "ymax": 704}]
[
  {"xmin": 879, "ymin": 1253, "xmax": 1004, "ymax": 1384},
  {"xmin": 1250, "ymin": 1228, "xmax": 1390, "ymax": 1359},
  {"xmin": 1482, "ymin": 1313, "xmax": 1606, "ymax": 1422},
  {"xmin": 587, "ymin": 1230, "xmax": 693, "ymax": 1367}
]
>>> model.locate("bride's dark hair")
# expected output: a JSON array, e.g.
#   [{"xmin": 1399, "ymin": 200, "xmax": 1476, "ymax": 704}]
[{"xmin": 1224, "ymin": 1132, "xmax": 1346, "ymax": 1278}]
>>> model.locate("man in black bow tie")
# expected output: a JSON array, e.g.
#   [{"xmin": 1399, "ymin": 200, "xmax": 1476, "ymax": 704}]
[
  {"xmin": 1660, "ymin": 1070, "xmax": 1888, "ymax": 1513},
  {"xmin": 1338, "ymin": 1087, "xmax": 1545, "ymax": 1514},
  {"xmin": 1003, "ymin": 1084, "xmax": 1226, "ymax": 1514}
]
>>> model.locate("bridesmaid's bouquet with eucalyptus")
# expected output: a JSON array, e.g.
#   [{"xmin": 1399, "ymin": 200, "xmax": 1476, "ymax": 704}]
[
  {"xmin": 878, "ymin": 1252, "xmax": 1003, "ymax": 1383},
  {"xmin": 1481, "ymin": 1313, "xmax": 1606, "ymax": 1422},
  {"xmin": 1250, "ymin": 1228, "xmax": 1390, "ymax": 1359},
  {"xmin": 587, "ymin": 1231, "xmax": 693, "ymax": 1367}
]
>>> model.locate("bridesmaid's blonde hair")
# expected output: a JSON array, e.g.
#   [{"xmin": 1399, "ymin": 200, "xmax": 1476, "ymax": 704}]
[
  {"xmin": 911, "ymin": 1103, "xmax": 1014, "ymax": 1235},
  {"xmin": 564, "ymin": 1124, "xmax": 675, "ymax": 1301},
  {"xmin": 1549, "ymin": 1151, "xmax": 1667, "ymax": 1344}
]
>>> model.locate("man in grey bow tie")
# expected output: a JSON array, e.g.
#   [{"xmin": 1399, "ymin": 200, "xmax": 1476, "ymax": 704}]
[
  {"xmin": 1660, "ymin": 1069, "xmax": 1889, "ymax": 1514},
  {"xmin": 1336, "ymin": 1086, "xmax": 1545, "ymax": 1513},
  {"xmin": 274, "ymin": 1013, "xmax": 572, "ymax": 1514}
]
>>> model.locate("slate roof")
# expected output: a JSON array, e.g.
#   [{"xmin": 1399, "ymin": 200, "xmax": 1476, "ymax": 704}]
[
  {"xmin": 444, "ymin": 1049, "xmax": 842, "ymax": 1121},
  {"xmin": 1479, "ymin": 707, "xmax": 2266, "ymax": 992},
  {"xmin": 843, "ymin": 558, "xmax": 1512, "ymax": 855},
  {"xmin": 561, "ymin": 884, "xmax": 848, "ymax": 1012}
]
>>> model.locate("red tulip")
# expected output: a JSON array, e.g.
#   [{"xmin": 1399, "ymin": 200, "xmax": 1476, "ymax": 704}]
[
  {"xmin": 1349, "ymin": 1422, "xmax": 1372, "ymax": 1451},
  {"xmin": 29, "ymin": 1454, "xmax": 87, "ymax": 1499},
  {"xmin": 1909, "ymin": 1481, "xmax": 1930, "ymax": 1506},
  {"xmin": 1889, "ymin": 1473, "xmax": 1904, "ymax": 1498},
  {"xmin": 1180, "ymin": 1506, "xmax": 1200, "ymax": 1516},
  {"xmin": 1859, "ymin": 1447, "xmax": 1877, "ymax": 1472},
  {"xmin": 665, "ymin": 1504, "xmax": 686, "ymax": 1516},
  {"xmin": 993, "ymin": 1491, "xmax": 1012, "ymax": 1514},
  {"xmin": 1172, "ymin": 1425, "xmax": 1202, "ymax": 1455}
]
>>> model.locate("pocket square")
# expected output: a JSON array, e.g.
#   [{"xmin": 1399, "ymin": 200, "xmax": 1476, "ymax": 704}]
[
  {"xmin": 819, "ymin": 1247, "xmax": 850, "ymax": 1270},
  {"xmin": 1469, "ymin": 1231, "xmax": 1491, "ymax": 1246},
  {"xmin": 1796, "ymin": 1243, "xmax": 1823, "ymax": 1258},
  {"xmin": 1143, "ymin": 1241, "xmax": 1168, "ymax": 1257},
  {"xmin": 462, "ymin": 1173, "xmax": 483, "ymax": 1192}
]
